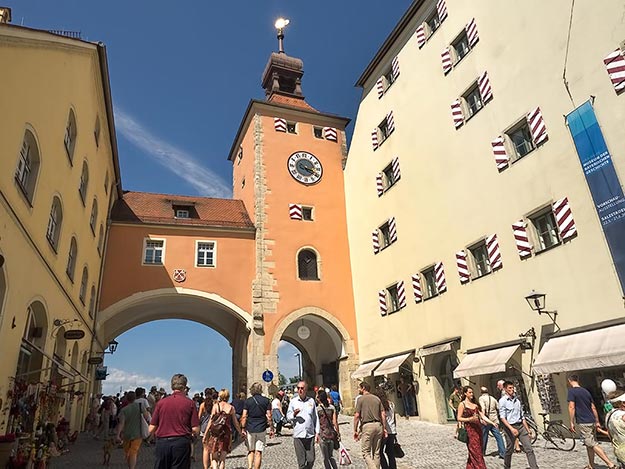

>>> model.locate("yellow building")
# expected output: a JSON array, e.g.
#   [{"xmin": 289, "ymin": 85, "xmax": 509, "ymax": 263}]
[
  {"xmin": 345, "ymin": 0, "xmax": 625, "ymax": 424},
  {"xmin": 0, "ymin": 14, "xmax": 121, "ymax": 434}
]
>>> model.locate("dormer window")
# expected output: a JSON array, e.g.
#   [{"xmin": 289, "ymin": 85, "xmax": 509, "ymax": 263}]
[
  {"xmin": 176, "ymin": 209, "xmax": 189, "ymax": 219},
  {"xmin": 171, "ymin": 203, "xmax": 196, "ymax": 219}
]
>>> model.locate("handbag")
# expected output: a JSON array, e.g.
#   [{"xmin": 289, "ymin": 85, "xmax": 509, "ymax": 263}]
[
  {"xmin": 392, "ymin": 440, "xmax": 405, "ymax": 458},
  {"xmin": 457, "ymin": 426, "xmax": 468, "ymax": 444},
  {"xmin": 321, "ymin": 406, "xmax": 340, "ymax": 450},
  {"xmin": 338, "ymin": 442, "xmax": 352, "ymax": 465},
  {"xmin": 139, "ymin": 403, "xmax": 150, "ymax": 439}
]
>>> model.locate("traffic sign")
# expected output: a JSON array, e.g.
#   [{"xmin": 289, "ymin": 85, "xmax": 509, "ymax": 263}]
[{"xmin": 262, "ymin": 370, "xmax": 274, "ymax": 383}]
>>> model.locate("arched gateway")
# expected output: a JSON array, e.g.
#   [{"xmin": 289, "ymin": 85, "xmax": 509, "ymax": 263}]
[{"xmin": 97, "ymin": 43, "xmax": 359, "ymax": 406}]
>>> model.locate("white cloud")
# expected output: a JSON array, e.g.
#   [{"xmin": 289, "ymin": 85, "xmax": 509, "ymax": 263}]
[
  {"xmin": 115, "ymin": 108, "xmax": 232, "ymax": 198},
  {"xmin": 101, "ymin": 367, "xmax": 169, "ymax": 396}
]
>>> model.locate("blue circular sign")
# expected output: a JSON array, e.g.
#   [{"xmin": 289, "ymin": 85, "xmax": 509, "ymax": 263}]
[{"xmin": 262, "ymin": 370, "xmax": 274, "ymax": 383}]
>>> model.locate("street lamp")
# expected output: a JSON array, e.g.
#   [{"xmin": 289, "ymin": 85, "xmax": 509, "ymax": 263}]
[
  {"xmin": 105, "ymin": 339, "xmax": 119, "ymax": 354},
  {"xmin": 294, "ymin": 353, "xmax": 302, "ymax": 380},
  {"xmin": 524, "ymin": 290, "xmax": 560, "ymax": 332}
]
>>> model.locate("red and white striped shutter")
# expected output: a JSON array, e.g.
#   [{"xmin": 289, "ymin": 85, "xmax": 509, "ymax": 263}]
[
  {"xmin": 512, "ymin": 221, "xmax": 532, "ymax": 258},
  {"xmin": 389, "ymin": 217, "xmax": 398, "ymax": 243},
  {"xmin": 397, "ymin": 280, "xmax": 407, "ymax": 309},
  {"xmin": 372, "ymin": 230, "xmax": 380, "ymax": 254},
  {"xmin": 435, "ymin": 262, "xmax": 447, "ymax": 293},
  {"xmin": 553, "ymin": 197, "xmax": 577, "ymax": 240},
  {"xmin": 391, "ymin": 56, "xmax": 400, "ymax": 81},
  {"xmin": 323, "ymin": 127, "xmax": 338, "ymax": 142},
  {"xmin": 274, "ymin": 117, "xmax": 287, "ymax": 132},
  {"xmin": 371, "ymin": 129, "xmax": 379, "ymax": 150},
  {"xmin": 604, "ymin": 49, "xmax": 625, "ymax": 93},
  {"xmin": 289, "ymin": 204, "xmax": 303, "ymax": 220},
  {"xmin": 412, "ymin": 274, "xmax": 423, "ymax": 302},
  {"xmin": 416, "ymin": 25, "xmax": 426, "ymax": 48},
  {"xmin": 456, "ymin": 250, "xmax": 470, "ymax": 284},
  {"xmin": 376, "ymin": 77, "xmax": 385, "ymax": 99},
  {"xmin": 441, "ymin": 47, "xmax": 452, "ymax": 74},
  {"xmin": 478, "ymin": 71, "xmax": 493, "ymax": 103},
  {"xmin": 436, "ymin": 0, "xmax": 448, "ymax": 22},
  {"xmin": 376, "ymin": 174, "xmax": 384, "ymax": 196},
  {"xmin": 486, "ymin": 234, "xmax": 503, "ymax": 270},
  {"xmin": 392, "ymin": 157, "xmax": 401, "ymax": 181},
  {"xmin": 491, "ymin": 136, "xmax": 509, "ymax": 171},
  {"xmin": 387, "ymin": 111, "xmax": 395, "ymax": 134},
  {"xmin": 466, "ymin": 18, "xmax": 479, "ymax": 47},
  {"xmin": 379, "ymin": 290, "xmax": 388, "ymax": 316},
  {"xmin": 527, "ymin": 107, "xmax": 548, "ymax": 146},
  {"xmin": 451, "ymin": 100, "xmax": 464, "ymax": 128}
]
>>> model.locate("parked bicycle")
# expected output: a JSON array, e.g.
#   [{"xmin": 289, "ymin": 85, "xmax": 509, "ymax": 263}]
[{"xmin": 524, "ymin": 412, "xmax": 576, "ymax": 451}]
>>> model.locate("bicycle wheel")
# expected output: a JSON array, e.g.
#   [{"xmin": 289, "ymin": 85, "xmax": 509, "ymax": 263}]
[
  {"xmin": 527, "ymin": 424, "xmax": 538, "ymax": 444},
  {"xmin": 546, "ymin": 422, "xmax": 576, "ymax": 451}
]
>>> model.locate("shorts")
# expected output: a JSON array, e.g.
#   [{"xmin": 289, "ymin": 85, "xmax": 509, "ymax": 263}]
[
  {"xmin": 246, "ymin": 431, "xmax": 266, "ymax": 452},
  {"xmin": 577, "ymin": 423, "xmax": 598, "ymax": 447},
  {"xmin": 123, "ymin": 438, "xmax": 142, "ymax": 456}
]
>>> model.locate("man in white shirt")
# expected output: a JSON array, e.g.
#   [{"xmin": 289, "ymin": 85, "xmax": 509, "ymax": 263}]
[
  {"xmin": 479, "ymin": 387, "xmax": 505, "ymax": 459},
  {"xmin": 287, "ymin": 381, "xmax": 320, "ymax": 469}
]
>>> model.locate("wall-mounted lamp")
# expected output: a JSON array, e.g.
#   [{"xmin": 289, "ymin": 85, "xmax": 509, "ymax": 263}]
[
  {"xmin": 518, "ymin": 327, "xmax": 537, "ymax": 350},
  {"xmin": 524, "ymin": 290, "xmax": 560, "ymax": 333}
]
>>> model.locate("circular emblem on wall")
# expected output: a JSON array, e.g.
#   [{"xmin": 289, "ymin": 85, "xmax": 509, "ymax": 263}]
[
  {"xmin": 173, "ymin": 269, "xmax": 186, "ymax": 283},
  {"xmin": 287, "ymin": 151, "xmax": 323, "ymax": 185},
  {"xmin": 297, "ymin": 325, "xmax": 311, "ymax": 340}
]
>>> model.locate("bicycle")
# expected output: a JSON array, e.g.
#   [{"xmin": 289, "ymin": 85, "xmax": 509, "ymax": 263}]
[{"xmin": 524, "ymin": 412, "xmax": 576, "ymax": 451}]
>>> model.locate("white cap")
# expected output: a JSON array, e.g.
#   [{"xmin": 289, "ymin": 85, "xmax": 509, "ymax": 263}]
[{"xmin": 610, "ymin": 392, "xmax": 625, "ymax": 404}]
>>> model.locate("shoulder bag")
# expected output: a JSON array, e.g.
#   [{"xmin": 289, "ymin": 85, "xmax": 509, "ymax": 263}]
[
  {"xmin": 321, "ymin": 406, "xmax": 340, "ymax": 450},
  {"xmin": 139, "ymin": 403, "xmax": 150, "ymax": 439},
  {"xmin": 393, "ymin": 440, "xmax": 405, "ymax": 458}
]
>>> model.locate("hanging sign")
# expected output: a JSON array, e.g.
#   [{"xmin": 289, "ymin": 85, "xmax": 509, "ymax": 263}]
[
  {"xmin": 262, "ymin": 370, "xmax": 274, "ymax": 383},
  {"xmin": 64, "ymin": 329, "xmax": 85, "ymax": 340},
  {"xmin": 95, "ymin": 366, "xmax": 108, "ymax": 381},
  {"xmin": 87, "ymin": 356, "xmax": 103, "ymax": 365}
]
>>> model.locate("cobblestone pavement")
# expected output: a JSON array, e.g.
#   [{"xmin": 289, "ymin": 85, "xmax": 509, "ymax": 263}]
[{"xmin": 52, "ymin": 416, "xmax": 619, "ymax": 468}]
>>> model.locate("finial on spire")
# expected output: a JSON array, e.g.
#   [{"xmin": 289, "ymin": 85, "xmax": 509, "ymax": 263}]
[{"xmin": 274, "ymin": 17, "xmax": 290, "ymax": 53}]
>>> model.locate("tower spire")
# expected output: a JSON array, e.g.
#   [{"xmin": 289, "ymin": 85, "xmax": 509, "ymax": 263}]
[{"xmin": 274, "ymin": 17, "xmax": 289, "ymax": 54}]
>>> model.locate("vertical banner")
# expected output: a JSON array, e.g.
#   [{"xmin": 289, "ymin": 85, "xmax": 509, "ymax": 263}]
[{"xmin": 566, "ymin": 101, "xmax": 625, "ymax": 293}]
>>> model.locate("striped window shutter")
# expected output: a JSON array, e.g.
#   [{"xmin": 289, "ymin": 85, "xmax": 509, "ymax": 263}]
[
  {"xmin": 379, "ymin": 290, "xmax": 388, "ymax": 316},
  {"xmin": 435, "ymin": 262, "xmax": 447, "ymax": 293},
  {"xmin": 527, "ymin": 107, "xmax": 548, "ymax": 146},
  {"xmin": 274, "ymin": 117, "xmax": 287, "ymax": 132},
  {"xmin": 376, "ymin": 174, "xmax": 384, "ymax": 196},
  {"xmin": 451, "ymin": 100, "xmax": 464, "ymax": 128},
  {"xmin": 372, "ymin": 229, "xmax": 380, "ymax": 254},
  {"xmin": 491, "ymin": 136, "xmax": 509, "ymax": 171},
  {"xmin": 391, "ymin": 56, "xmax": 400, "ymax": 81},
  {"xmin": 441, "ymin": 47, "xmax": 452, "ymax": 74},
  {"xmin": 376, "ymin": 77, "xmax": 385, "ymax": 99},
  {"xmin": 466, "ymin": 18, "xmax": 479, "ymax": 47},
  {"xmin": 323, "ymin": 127, "xmax": 338, "ymax": 142},
  {"xmin": 456, "ymin": 250, "xmax": 470, "ymax": 284},
  {"xmin": 416, "ymin": 25, "xmax": 426, "ymax": 48},
  {"xmin": 412, "ymin": 274, "xmax": 423, "ymax": 302},
  {"xmin": 604, "ymin": 49, "xmax": 625, "ymax": 93},
  {"xmin": 512, "ymin": 221, "xmax": 532, "ymax": 258},
  {"xmin": 397, "ymin": 280, "xmax": 407, "ymax": 309},
  {"xmin": 389, "ymin": 217, "xmax": 398, "ymax": 243},
  {"xmin": 553, "ymin": 197, "xmax": 577, "ymax": 241},
  {"xmin": 392, "ymin": 157, "xmax": 401, "ymax": 181},
  {"xmin": 289, "ymin": 204, "xmax": 303, "ymax": 220},
  {"xmin": 478, "ymin": 71, "xmax": 493, "ymax": 103},
  {"xmin": 387, "ymin": 111, "xmax": 395, "ymax": 134},
  {"xmin": 436, "ymin": 0, "xmax": 448, "ymax": 22},
  {"xmin": 372, "ymin": 129, "xmax": 379, "ymax": 150},
  {"xmin": 486, "ymin": 234, "xmax": 503, "ymax": 270}
]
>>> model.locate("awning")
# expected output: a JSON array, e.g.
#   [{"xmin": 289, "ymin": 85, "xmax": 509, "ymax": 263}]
[
  {"xmin": 533, "ymin": 323, "xmax": 625, "ymax": 375},
  {"xmin": 419, "ymin": 338, "xmax": 458, "ymax": 357},
  {"xmin": 453, "ymin": 345, "xmax": 519, "ymax": 379},
  {"xmin": 373, "ymin": 352, "xmax": 412, "ymax": 376},
  {"xmin": 351, "ymin": 360, "xmax": 383, "ymax": 379}
]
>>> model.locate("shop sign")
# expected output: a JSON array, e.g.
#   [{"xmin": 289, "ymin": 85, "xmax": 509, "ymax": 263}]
[
  {"xmin": 64, "ymin": 329, "xmax": 85, "ymax": 340},
  {"xmin": 95, "ymin": 366, "xmax": 108, "ymax": 381},
  {"xmin": 88, "ymin": 356, "xmax": 103, "ymax": 365}
]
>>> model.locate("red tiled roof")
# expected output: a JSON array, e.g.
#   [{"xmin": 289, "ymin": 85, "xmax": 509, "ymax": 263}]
[
  {"xmin": 268, "ymin": 94, "xmax": 318, "ymax": 112},
  {"xmin": 111, "ymin": 191, "xmax": 254, "ymax": 230}
]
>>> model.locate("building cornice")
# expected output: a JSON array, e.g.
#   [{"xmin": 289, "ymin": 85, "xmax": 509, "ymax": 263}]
[{"xmin": 110, "ymin": 220, "xmax": 256, "ymax": 236}]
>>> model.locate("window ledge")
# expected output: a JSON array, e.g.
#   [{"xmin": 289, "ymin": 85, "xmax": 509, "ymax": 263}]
[
  {"xmin": 382, "ymin": 181, "xmax": 398, "ymax": 195},
  {"xmin": 471, "ymin": 271, "xmax": 492, "ymax": 281},
  {"xmin": 299, "ymin": 278, "xmax": 320, "ymax": 282},
  {"xmin": 47, "ymin": 238, "xmax": 58, "ymax": 254},
  {"xmin": 534, "ymin": 242, "xmax": 561, "ymax": 256},
  {"xmin": 14, "ymin": 178, "xmax": 34, "ymax": 207},
  {"xmin": 452, "ymin": 50, "xmax": 471, "ymax": 70},
  {"xmin": 142, "ymin": 262, "xmax": 164, "ymax": 267},
  {"xmin": 196, "ymin": 265, "xmax": 216, "ymax": 268},
  {"xmin": 509, "ymin": 149, "xmax": 536, "ymax": 166},
  {"xmin": 66, "ymin": 271, "xmax": 74, "ymax": 283},
  {"xmin": 422, "ymin": 293, "xmax": 440, "ymax": 302}
]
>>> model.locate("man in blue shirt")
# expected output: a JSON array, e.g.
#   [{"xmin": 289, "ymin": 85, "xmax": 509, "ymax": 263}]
[
  {"xmin": 498, "ymin": 380, "xmax": 539, "ymax": 469},
  {"xmin": 287, "ymin": 381, "xmax": 320, "ymax": 469},
  {"xmin": 567, "ymin": 374, "xmax": 616, "ymax": 469}
]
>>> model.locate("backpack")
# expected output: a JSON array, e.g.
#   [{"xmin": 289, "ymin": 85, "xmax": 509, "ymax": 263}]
[{"xmin": 209, "ymin": 407, "xmax": 229, "ymax": 437}]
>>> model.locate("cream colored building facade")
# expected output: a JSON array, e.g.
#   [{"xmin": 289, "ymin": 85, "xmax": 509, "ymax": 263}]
[
  {"xmin": 345, "ymin": 0, "xmax": 625, "ymax": 424},
  {"xmin": 0, "ymin": 20, "xmax": 121, "ymax": 434}
]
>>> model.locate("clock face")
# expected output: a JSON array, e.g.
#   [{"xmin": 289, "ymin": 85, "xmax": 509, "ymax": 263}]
[{"xmin": 287, "ymin": 151, "xmax": 323, "ymax": 185}]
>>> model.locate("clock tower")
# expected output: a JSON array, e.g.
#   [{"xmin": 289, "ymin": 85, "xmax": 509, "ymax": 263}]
[{"xmin": 228, "ymin": 22, "xmax": 359, "ymax": 404}]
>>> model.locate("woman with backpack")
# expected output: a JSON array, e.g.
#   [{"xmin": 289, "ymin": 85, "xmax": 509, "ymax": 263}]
[
  {"xmin": 316, "ymin": 389, "xmax": 340, "ymax": 469},
  {"xmin": 203, "ymin": 388, "xmax": 243, "ymax": 469}
]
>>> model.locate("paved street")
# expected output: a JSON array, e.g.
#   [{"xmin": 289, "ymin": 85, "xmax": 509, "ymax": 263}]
[{"xmin": 52, "ymin": 416, "xmax": 619, "ymax": 468}]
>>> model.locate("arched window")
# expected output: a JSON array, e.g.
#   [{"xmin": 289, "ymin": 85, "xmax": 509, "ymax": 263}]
[
  {"xmin": 79, "ymin": 266, "xmax": 88, "ymax": 304},
  {"xmin": 46, "ymin": 196, "xmax": 63, "ymax": 251},
  {"xmin": 89, "ymin": 198, "xmax": 98, "ymax": 234},
  {"xmin": 64, "ymin": 108, "xmax": 77, "ymax": 162},
  {"xmin": 78, "ymin": 161, "xmax": 89, "ymax": 203},
  {"xmin": 66, "ymin": 237, "xmax": 78, "ymax": 281},
  {"xmin": 297, "ymin": 249, "xmax": 319, "ymax": 281},
  {"xmin": 88, "ymin": 285, "xmax": 96, "ymax": 318},
  {"xmin": 16, "ymin": 302, "xmax": 48, "ymax": 389},
  {"xmin": 0, "ymin": 260, "xmax": 6, "ymax": 328},
  {"xmin": 97, "ymin": 225, "xmax": 104, "ymax": 255},
  {"xmin": 15, "ymin": 128, "xmax": 41, "ymax": 203}
]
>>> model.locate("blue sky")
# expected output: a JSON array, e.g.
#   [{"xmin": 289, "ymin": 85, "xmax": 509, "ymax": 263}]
[{"xmin": 7, "ymin": 0, "xmax": 412, "ymax": 394}]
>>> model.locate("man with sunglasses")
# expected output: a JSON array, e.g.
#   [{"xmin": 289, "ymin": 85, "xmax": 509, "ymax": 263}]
[{"xmin": 287, "ymin": 381, "xmax": 320, "ymax": 469}]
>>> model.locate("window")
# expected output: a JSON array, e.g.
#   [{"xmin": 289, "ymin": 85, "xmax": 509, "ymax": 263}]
[
  {"xmin": 46, "ymin": 196, "xmax": 63, "ymax": 251},
  {"xmin": 422, "ymin": 267, "xmax": 438, "ymax": 299},
  {"xmin": 196, "ymin": 241, "xmax": 216, "ymax": 267},
  {"xmin": 176, "ymin": 209, "xmax": 189, "ymax": 218},
  {"xmin": 383, "ymin": 68, "xmax": 397, "ymax": 90},
  {"xmin": 469, "ymin": 241, "xmax": 490, "ymax": 277},
  {"xmin": 94, "ymin": 115, "xmax": 101, "ymax": 147},
  {"xmin": 382, "ymin": 163, "xmax": 398, "ymax": 190},
  {"xmin": 530, "ymin": 210, "xmax": 560, "ymax": 251},
  {"xmin": 97, "ymin": 225, "xmax": 104, "ymax": 256},
  {"xmin": 64, "ymin": 109, "xmax": 77, "ymax": 163},
  {"xmin": 386, "ymin": 284, "xmax": 400, "ymax": 313},
  {"xmin": 298, "ymin": 249, "xmax": 319, "ymax": 280},
  {"xmin": 104, "ymin": 172, "xmax": 109, "ymax": 194},
  {"xmin": 15, "ymin": 129, "xmax": 41, "ymax": 204},
  {"xmin": 143, "ymin": 239, "xmax": 164, "ymax": 265},
  {"xmin": 425, "ymin": 9, "xmax": 441, "ymax": 37},
  {"xmin": 90, "ymin": 199, "xmax": 98, "ymax": 234},
  {"xmin": 286, "ymin": 122, "xmax": 297, "ymax": 134},
  {"xmin": 236, "ymin": 146, "xmax": 243, "ymax": 165},
  {"xmin": 79, "ymin": 266, "xmax": 88, "ymax": 304},
  {"xmin": 379, "ymin": 222, "xmax": 391, "ymax": 249},
  {"xmin": 463, "ymin": 83, "xmax": 483, "ymax": 118},
  {"xmin": 79, "ymin": 161, "xmax": 89, "ymax": 204},
  {"xmin": 302, "ymin": 206, "xmax": 313, "ymax": 221},
  {"xmin": 378, "ymin": 118, "xmax": 391, "ymax": 142},
  {"xmin": 313, "ymin": 126, "xmax": 324, "ymax": 139},
  {"xmin": 241, "ymin": 177, "xmax": 246, "ymax": 189},
  {"xmin": 506, "ymin": 119, "xmax": 535, "ymax": 162},
  {"xmin": 66, "ymin": 237, "xmax": 78, "ymax": 281},
  {"xmin": 452, "ymin": 31, "xmax": 470, "ymax": 63},
  {"xmin": 88, "ymin": 286, "xmax": 96, "ymax": 318}
]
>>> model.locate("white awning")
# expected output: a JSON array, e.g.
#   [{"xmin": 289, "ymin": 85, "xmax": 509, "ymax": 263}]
[
  {"xmin": 373, "ymin": 353, "xmax": 412, "ymax": 376},
  {"xmin": 453, "ymin": 345, "xmax": 519, "ymax": 379},
  {"xmin": 533, "ymin": 323, "xmax": 625, "ymax": 375},
  {"xmin": 419, "ymin": 341, "xmax": 454, "ymax": 357},
  {"xmin": 351, "ymin": 360, "xmax": 383, "ymax": 379}
]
